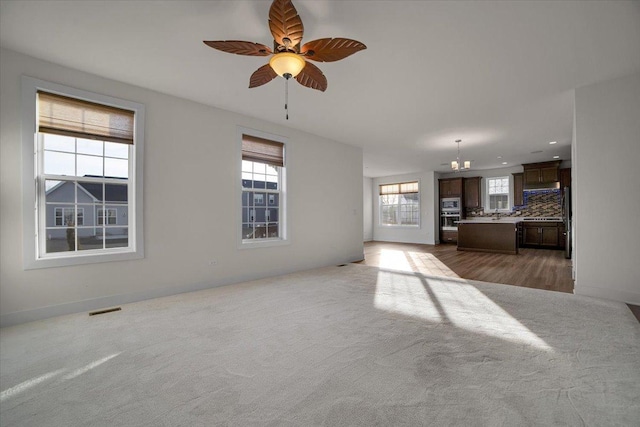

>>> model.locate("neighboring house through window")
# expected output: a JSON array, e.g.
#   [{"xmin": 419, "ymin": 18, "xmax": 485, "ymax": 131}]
[
  {"xmin": 21, "ymin": 77, "xmax": 144, "ymax": 269},
  {"xmin": 487, "ymin": 176, "xmax": 510, "ymax": 211},
  {"xmin": 379, "ymin": 181, "xmax": 420, "ymax": 226},
  {"xmin": 239, "ymin": 130, "xmax": 287, "ymax": 247}
]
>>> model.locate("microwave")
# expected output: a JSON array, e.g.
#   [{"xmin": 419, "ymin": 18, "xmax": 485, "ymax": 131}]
[{"xmin": 441, "ymin": 197, "xmax": 461, "ymax": 212}]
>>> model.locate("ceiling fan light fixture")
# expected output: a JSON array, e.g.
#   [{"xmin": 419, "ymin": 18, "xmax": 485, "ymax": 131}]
[{"xmin": 269, "ymin": 52, "xmax": 306, "ymax": 78}]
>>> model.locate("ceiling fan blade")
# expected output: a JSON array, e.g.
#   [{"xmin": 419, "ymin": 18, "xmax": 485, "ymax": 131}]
[
  {"xmin": 269, "ymin": 0, "xmax": 304, "ymax": 48},
  {"xmin": 295, "ymin": 61, "xmax": 327, "ymax": 92},
  {"xmin": 249, "ymin": 64, "xmax": 278, "ymax": 88},
  {"xmin": 203, "ymin": 40, "xmax": 272, "ymax": 56},
  {"xmin": 300, "ymin": 38, "xmax": 367, "ymax": 62}
]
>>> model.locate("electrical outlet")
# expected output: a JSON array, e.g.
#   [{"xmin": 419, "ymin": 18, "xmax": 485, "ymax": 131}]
[{"xmin": 208, "ymin": 260, "xmax": 218, "ymax": 266}]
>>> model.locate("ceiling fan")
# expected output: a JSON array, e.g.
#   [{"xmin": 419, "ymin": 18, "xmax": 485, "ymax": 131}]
[{"xmin": 203, "ymin": 0, "xmax": 366, "ymax": 117}]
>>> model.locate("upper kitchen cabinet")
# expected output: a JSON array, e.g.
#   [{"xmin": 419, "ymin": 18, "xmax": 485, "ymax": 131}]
[
  {"xmin": 463, "ymin": 177, "xmax": 481, "ymax": 208},
  {"xmin": 512, "ymin": 173, "xmax": 524, "ymax": 206},
  {"xmin": 523, "ymin": 160, "xmax": 561, "ymax": 188},
  {"xmin": 439, "ymin": 178, "xmax": 462, "ymax": 198}
]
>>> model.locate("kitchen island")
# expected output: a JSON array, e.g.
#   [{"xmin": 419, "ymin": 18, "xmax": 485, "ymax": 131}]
[{"xmin": 457, "ymin": 219, "xmax": 519, "ymax": 255}]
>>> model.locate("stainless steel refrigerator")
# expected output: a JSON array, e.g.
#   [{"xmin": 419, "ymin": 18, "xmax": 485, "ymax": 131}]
[{"xmin": 563, "ymin": 187, "xmax": 571, "ymax": 259}]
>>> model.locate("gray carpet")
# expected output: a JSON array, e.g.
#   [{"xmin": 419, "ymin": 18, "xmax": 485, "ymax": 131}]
[{"xmin": 1, "ymin": 264, "xmax": 639, "ymax": 426}]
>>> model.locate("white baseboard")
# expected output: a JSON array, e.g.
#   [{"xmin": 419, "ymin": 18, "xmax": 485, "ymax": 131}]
[
  {"xmin": 1, "ymin": 255, "xmax": 365, "ymax": 327},
  {"xmin": 574, "ymin": 285, "xmax": 640, "ymax": 306},
  {"xmin": 0, "ymin": 277, "xmax": 232, "ymax": 328},
  {"xmin": 348, "ymin": 252, "xmax": 366, "ymax": 263}
]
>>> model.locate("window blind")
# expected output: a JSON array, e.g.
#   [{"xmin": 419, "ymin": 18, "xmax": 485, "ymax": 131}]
[
  {"xmin": 37, "ymin": 91, "xmax": 134, "ymax": 144},
  {"xmin": 242, "ymin": 135, "xmax": 284, "ymax": 167},
  {"xmin": 380, "ymin": 181, "xmax": 418, "ymax": 195}
]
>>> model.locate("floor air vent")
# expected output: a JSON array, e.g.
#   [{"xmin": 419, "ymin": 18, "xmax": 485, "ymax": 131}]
[{"xmin": 89, "ymin": 307, "xmax": 122, "ymax": 316}]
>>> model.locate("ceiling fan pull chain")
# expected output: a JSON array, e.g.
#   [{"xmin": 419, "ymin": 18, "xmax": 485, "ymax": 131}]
[{"xmin": 285, "ymin": 74, "xmax": 289, "ymax": 120}]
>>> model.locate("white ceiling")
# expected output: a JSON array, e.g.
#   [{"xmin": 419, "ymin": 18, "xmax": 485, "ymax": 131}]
[{"xmin": 1, "ymin": 1, "xmax": 639, "ymax": 177}]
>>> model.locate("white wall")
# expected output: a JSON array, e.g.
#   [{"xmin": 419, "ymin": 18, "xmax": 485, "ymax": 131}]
[
  {"xmin": 372, "ymin": 172, "xmax": 437, "ymax": 244},
  {"xmin": 574, "ymin": 71, "xmax": 640, "ymax": 305},
  {"xmin": 0, "ymin": 48, "xmax": 364, "ymax": 326},
  {"xmin": 363, "ymin": 177, "xmax": 373, "ymax": 242}
]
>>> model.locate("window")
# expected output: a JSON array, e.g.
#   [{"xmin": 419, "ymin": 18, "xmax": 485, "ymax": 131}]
[
  {"xmin": 54, "ymin": 207, "xmax": 84, "ymax": 226},
  {"xmin": 379, "ymin": 181, "xmax": 420, "ymax": 226},
  {"xmin": 98, "ymin": 208, "xmax": 117, "ymax": 225},
  {"xmin": 487, "ymin": 177, "xmax": 510, "ymax": 211},
  {"xmin": 239, "ymin": 130, "xmax": 287, "ymax": 247},
  {"xmin": 22, "ymin": 77, "xmax": 144, "ymax": 269}
]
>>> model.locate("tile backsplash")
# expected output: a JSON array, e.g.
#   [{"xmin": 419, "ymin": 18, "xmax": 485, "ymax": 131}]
[{"xmin": 466, "ymin": 189, "xmax": 562, "ymax": 218}]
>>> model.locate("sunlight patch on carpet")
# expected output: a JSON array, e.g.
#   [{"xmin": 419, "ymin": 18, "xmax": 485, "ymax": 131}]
[
  {"xmin": 373, "ymin": 269, "xmax": 444, "ymax": 322},
  {"xmin": 1, "ymin": 352, "xmax": 122, "ymax": 403},
  {"xmin": 0, "ymin": 369, "xmax": 65, "ymax": 402},
  {"xmin": 374, "ymin": 270, "xmax": 553, "ymax": 351},
  {"xmin": 62, "ymin": 352, "xmax": 121, "ymax": 381}
]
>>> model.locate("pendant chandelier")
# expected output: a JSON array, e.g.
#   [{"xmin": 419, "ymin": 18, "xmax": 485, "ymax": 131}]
[{"xmin": 451, "ymin": 139, "xmax": 471, "ymax": 171}]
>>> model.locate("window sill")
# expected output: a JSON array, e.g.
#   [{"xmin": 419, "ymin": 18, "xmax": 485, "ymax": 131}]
[
  {"xmin": 238, "ymin": 238, "xmax": 290, "ymax": 250},
  {"xmin": 25, "ymin": 248, "xmax": 144, "ymax": 270}
]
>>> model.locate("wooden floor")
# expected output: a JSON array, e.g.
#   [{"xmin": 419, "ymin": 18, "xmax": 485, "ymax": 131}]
[
  {"xmin": 628, "ymin": 304, "xmax": 640, "ymax": 323},
  {"xmin": 356, "ymin": 241, "xmax": 640, "ymax": 324},
  {"xmin": 357, "ymin": 241, "xmax": 574, "ymax": 294}
]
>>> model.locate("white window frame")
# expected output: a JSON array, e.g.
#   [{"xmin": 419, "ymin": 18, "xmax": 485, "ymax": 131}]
[
  {"xmin": 237, "ymin": 127, "xmax": 288, "ymax": 249},
  {"xmin": 486, "ymin": 176, "xmax": 510, "ymax": 212},
  {"xmin": 378, "ymin": 181, "xmax": 421, "ymax": 227},
  {"xmin": 21, "ymin": 76, "xmax": 145, "ymax": 269}
]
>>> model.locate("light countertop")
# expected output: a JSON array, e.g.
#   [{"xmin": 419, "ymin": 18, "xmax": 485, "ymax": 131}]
[{"xmin": 457, "ymin": 217, "xmax": 562, "ymax": 224}]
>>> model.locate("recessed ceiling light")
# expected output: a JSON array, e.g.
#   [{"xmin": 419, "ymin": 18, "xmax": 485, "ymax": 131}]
[
  {"xmin": 553, "ymin": 155, "xmax": 560, "ymax": 159},
  {"xmin": 502, "ymin": 162, "xmax": 508, "ymax": 165},
  {"xmin": 549, "ymin": 141, "xmax": 557, "ymax": 145},
  {"xmin": 497, "ymin": 156, "xmax": 503, "ymax": 159},
  {"xmin": 531, "ymin": 150, "xmax": 543, "ymax": 154}
]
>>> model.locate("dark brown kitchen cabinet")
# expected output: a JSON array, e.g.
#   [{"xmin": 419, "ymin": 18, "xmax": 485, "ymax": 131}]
[
  {"xmin": 439, "ymin": 178, "xmax": 462, "ymax": 198},
  {"xmin": 541, "ymin": 165, "xmax": 560, "ymax": 183},
  {"xmin": 512, "ymin": 173, "xmax": 524, "ymax": 206},
  {"xmin": 440, "ymin": 230, "xmax": 458, "ymax": 244},
  {"xmin": 560, "ymin": 168, "xmax": 571, "ymax": 190},
  {"xmin": 559, "ymin": 224, "xmax": 566, "ymax": 250},
  {"xmin": 520, "ymin": 222, "xmax": 561, "ymax": 248},
  {"xmin": 523, "ymin": 161, "xmax": 561, "ymax": 186},
  {"xmin": 463, "ymin": 177, "xmax": 481, "ymax": 208},
  {"xmin": 541, "ymin": 226, "xmax": 559, "ymax": 246}
]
